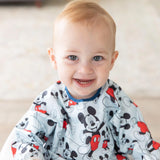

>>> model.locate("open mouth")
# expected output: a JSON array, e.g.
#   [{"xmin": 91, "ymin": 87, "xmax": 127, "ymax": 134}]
[{"xmin": 74, "ymin": 78, "xmax": 94, "ymax": 87}]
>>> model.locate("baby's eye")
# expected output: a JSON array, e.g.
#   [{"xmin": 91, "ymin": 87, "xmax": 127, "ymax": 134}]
[
  {"xmin": 68, "ymin": 55, "xmax": 78, "ymax": 61},
  {"xmin": 93, "ymin": 56, "xmax": 103, "ymax": 61}
]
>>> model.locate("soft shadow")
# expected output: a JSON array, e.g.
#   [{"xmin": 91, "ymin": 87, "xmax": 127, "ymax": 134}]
[{"xmin": 0, "ymin": 0, "xmax": 69, "ymax": 8}]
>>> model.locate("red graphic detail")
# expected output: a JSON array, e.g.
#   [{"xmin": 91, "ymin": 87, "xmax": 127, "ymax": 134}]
[
  {"xmin": 116, "ymin": 154, "xmax": 126, "ymax": 160},
  {"xmin": 63, "ymin": 120, "xmax": 67, "ymax": 130},
  {"xmin": 11, "ymin": 146, "xmax": 17, "ymax": 157},
  {"xmin": 102, "ymin": 140, "xmax": 108, "ymax": 149},
  {"xmin": 44, "ymin": 136, "xmax": 48, "ymax": 141},
  {"xmin": 68, "ymin": 100, "xmax": 77, "ymax": 106},
  {"xmin": 128, "ymin": 147, "xmax": 133, "ymax": 151},
  {"xmin": 35, "ymin": 105, "xmax": 47, "ymax": 114},
  {"xmin": 137, "ymin": 121, "xmax": 149, "ymax": 134},
  {"xmin": 57, "ymin": 80, "xmax": 61, "ymax": 84},
  {"xmin": 24, "ymin": 129, "xmax": 31, "ymax": 133},
  {"xmin": 106, "ymin": 88, "xmax": 116, "ymax": 100},
  {"xmin": 133, "ymin": 102, "xmax": 138, "ymax": 107},
  {"xmin": 90, "ymin": 135, "xmax": 100, "ymax": 151},
  {"xmin": 152, "ymin": 141, "xmax": 160, "ymax": 150},
  {"xmin": 33, "ymin": 144, "xmax": 39, "ymax": 150}
]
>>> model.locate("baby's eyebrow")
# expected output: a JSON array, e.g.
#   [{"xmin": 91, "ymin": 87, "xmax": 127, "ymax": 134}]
[
  {"xmin": 65, "ymin": 49, "xmax": 80, "ymax": 53},
  {"xmin": 93, "ymin": 50, "xmax": 109, "ymax": 54}
]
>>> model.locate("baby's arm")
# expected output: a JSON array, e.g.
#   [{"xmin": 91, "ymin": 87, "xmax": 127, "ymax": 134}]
[
  {"xmin": 10, "ymin": 111, "xmax": 65, "ymax": 160},
  {"xmin": 8, "ymin": 91, "xmax": 66, "ymax": 160},
  {"xmin": 10, "ymin": 111, "xmax": 54, "ymax": 160},
  {"xmin": 113, "ymin": 91, "xmax": 160, "ymax": 159},
  {"xmin": 108, "ymin": 80, "xmax": 160, "ymax": 159},
  {"xmin": 128, "ymin": 107, "xmax": 160, "ymax": 159}
]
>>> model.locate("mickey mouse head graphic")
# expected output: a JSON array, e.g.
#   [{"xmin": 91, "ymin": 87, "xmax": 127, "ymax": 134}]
[
  {"xmin": 51, "ymin": 89, "xmax": 77, "ymax": 110},
  {"xmin": 78, "ymin": 106, "xmax": 104, "ymax": 158},
  {"xmin": 63, "ymin": 142, "xmax": 78, "ymax": 160},
  {"xmin": 120, "ymin": 113, "xmax": 131, "ymax": 130}
]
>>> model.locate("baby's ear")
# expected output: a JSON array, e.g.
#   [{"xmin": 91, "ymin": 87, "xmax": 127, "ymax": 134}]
[
  {"xmin": 48, "ymin": 48, "xmax": 57, "ymax": 69},
  {"xmin": 113, "ymin": 50, "xmax": 119, "ymax": 62},
  {"xmin": 110, "ymin": 50, "xmax": 119, "ymax": 70}
]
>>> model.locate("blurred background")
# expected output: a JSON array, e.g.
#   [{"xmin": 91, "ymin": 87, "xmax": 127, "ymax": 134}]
[{"xmin": 0, "ymin": 0, "xmax": 160, "ymax": 150}]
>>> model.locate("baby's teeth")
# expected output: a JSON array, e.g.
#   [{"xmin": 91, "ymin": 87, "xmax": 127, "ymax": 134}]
[{"xmin": 78, "ymin": 80, "xmax": 90, "ymax": 84}]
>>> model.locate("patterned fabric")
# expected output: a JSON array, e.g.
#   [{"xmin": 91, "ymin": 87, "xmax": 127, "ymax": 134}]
[{"xmin": 11, "ymin": 79, "xmax": 160, "ymax": 160}]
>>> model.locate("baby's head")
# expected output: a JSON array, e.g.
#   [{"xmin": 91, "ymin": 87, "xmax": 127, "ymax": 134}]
[
  {"xmin": 49, "ymin": 0, "xmax": 118, "ymax": 100},
  {"xmin": 54, "ymin": 0, "xmax": 116, "ymax": 53}
]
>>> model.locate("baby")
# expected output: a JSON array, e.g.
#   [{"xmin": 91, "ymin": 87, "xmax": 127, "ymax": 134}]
[{"xmin": 3, "ymin": 0, "xmax": 160, "ymax": 159}]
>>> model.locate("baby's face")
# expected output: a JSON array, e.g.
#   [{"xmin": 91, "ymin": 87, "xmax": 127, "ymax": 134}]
[{"xmin": 51, "ymin": 19, "xmax": 118, "ymax": 99}]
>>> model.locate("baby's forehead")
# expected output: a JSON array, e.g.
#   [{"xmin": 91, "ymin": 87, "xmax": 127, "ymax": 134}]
[
  {"xmin": 53, "ymin": 18, "xmax": 115, "ymax": 54},
  {"xmin": 54, "ymin": 16, "xmax": 114, "ymax": 35}
]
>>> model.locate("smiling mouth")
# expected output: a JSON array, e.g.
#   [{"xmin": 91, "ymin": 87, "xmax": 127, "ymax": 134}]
[{"xmin": 74, "ymin": 78, "xmax": 95, "ymax": 87}]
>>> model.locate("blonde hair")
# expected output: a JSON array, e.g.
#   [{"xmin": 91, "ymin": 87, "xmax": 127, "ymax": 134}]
[{"xmin": 54, "ymin": 0, "xmax": 116, "ymax": 51}]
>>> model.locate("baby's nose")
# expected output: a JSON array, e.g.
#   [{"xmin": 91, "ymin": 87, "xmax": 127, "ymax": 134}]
[{"xmin": 78, "ymin": 62, "xmax": 94, "ymax": 75}]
